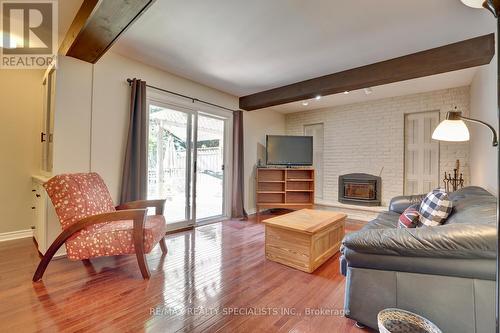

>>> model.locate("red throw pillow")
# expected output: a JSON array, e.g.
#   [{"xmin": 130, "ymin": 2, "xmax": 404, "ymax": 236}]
[{"xmin": 398, "ymin": 204, "xmax": 420, "ymax": 228}]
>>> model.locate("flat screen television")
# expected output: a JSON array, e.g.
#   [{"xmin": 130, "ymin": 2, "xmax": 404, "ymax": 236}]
[{"xmin": 266, "ymin": 135, "xmax": 313, "ymax": 166}]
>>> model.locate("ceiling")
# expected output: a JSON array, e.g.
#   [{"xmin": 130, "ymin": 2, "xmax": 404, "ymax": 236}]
[
  {"xmin": 58, "ymin": 0, "xmax": 84, "ymax": 47},
  {"xmin": 266, "ymin": 67, "xmax": 478, "ymax": 113},
  {"xmin": 112, "ymin": 0, "xmax": 494, "ymax": 99}
]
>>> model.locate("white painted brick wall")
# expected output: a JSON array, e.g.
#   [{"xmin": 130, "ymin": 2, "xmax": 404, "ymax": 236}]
[{"xmin": 285, "ymin": 87, "xmax": 470, "ymax": 205}]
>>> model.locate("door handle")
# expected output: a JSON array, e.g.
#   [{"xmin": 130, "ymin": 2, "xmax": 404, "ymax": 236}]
[{"xmin": 40, "ymin": 132, "xmax": 46, "ymax": 142}]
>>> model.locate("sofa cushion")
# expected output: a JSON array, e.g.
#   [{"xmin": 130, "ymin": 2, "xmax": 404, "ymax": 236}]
[
  {"xmin": 343, "ymin": 248, "xmax": 495, "ymax": 280},
  {"xmin": 342, "ymin": 223, "xmax": 496, "ymax": 259},
  {"xmin": 446, "ymin": 187, "xmax": 496, "ymax": 225},
  {"xmin": 389, "ymin": 193, "xmax": 426, "ymax": 214},
  {"xmin": 363, "ymin": 211, "xmax": 400, "ymax": 230},
  {"xmin": 398, "ymin": 204, "xmax": 420, "ymax": 228},
  {"xmin": 419, "ymin": 189, "xmax": 452, "ymax": 227}
]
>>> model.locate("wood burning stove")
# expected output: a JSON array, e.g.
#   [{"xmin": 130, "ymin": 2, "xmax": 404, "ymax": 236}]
[{"xmin": 338, "ymin": 173, "xmax": 381, "ymax": 206}]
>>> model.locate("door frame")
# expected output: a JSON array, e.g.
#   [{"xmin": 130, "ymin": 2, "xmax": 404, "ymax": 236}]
[{"xmin": 146, "ymin": 89, "xmax": 233, "ymax": 228}]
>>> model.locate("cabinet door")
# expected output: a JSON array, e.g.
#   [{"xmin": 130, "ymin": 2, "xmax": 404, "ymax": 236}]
[
  {"xmin": 42, "ymin": 69, "xmax": 55, "ymax": 172},
  {"xmin": 32, "ymin": 182, "xmax": 47, "ymax": 252},
  {"xmin": 32, "ymin": 181, "xmax": 65, "ymax": 256}
]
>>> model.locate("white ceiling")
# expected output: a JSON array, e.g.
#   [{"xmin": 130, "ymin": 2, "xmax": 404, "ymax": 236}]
[
  {"xmin": 57, "ymin": 0, "xmax": 84, "ymax": 47},
  {"xmin": 112, "ymin": 0, "xmax": 495, "ymax": 100},
  {"xmin": 267, "ymin": 67, "xmax": 478, "ymax": 113}
]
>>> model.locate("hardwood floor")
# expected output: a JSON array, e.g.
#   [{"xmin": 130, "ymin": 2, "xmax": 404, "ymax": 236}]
[{"xmin": 0, "ymin": 213, "xmax": 372, "ymax": 333}]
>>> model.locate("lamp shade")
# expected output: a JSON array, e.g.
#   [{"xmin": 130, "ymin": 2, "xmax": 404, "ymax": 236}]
[
  {"xmin": 460, "ymin": 0, "xmax": 485, "ymax": 8},
  {"xmin": 432, "ymin": 119, "xmax": 470, "ymax": 142}
]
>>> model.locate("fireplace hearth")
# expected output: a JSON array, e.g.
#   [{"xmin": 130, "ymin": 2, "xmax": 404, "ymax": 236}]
[{"xmin": 338, "ymin": 173, "xmax": 381, "ymax": 206}]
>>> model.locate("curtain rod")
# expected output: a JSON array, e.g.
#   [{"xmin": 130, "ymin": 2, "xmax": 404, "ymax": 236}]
[{"xmin": 126, "ymin": 78, "xmax": 237, "ymax": 112}]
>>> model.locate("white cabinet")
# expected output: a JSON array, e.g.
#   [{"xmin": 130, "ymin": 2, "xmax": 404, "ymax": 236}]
[
  {"xmin": 32, "ymin": 175, "xmax": 65, "ymax": 257},
  {"xmin": 32, "ymin": 181, "xmax": 46, "ymax": 250},
  {"xmin": 41, "ymin": 68, "xmax": 55, "ymax": 173},
  {"xmin": 30, "ymin": 56, "xmax": 93, "ymax": 257}
]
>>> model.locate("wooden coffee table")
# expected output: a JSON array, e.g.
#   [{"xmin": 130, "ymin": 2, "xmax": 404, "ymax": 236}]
[{"xmin": 263, "ymin": 209, "xmax": 347, "ymax": 273}]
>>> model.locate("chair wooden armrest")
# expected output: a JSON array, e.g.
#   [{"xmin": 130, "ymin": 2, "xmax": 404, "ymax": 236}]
[
  {"xmin": 33, "ymin": 209, "xmax": 147, "ymax": 282},
  {"xmin": 116, "ymin": 199, "xmax": 166, "ymax": 215}
]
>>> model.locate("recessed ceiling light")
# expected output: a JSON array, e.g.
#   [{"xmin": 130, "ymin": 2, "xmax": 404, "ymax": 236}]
[
  {"xmin": 364, "ymin": 88, "xmax": 373, "ymax": 95},
  {"xmin": 315, "ymin": 95, "xmax": 321, "ymax": 100},
  {"xmin": 343, "ymin": 91, "xmax": 350, "ymax": 95},
  {"xmin": 302, "ymin": 101, "xmax": 309, "ymax": 106}
]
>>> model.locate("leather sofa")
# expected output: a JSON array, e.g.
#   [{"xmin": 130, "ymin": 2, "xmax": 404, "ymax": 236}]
[{"xmin": 340, "ymin": 186, "xmax": 496, "ymax": 333}]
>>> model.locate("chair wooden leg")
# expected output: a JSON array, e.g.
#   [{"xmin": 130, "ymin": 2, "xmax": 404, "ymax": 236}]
[
  {"xmin": 33, "ymin": 250, "xmax": 57, "ymax": 282},
  {"xmin": 135, "ymin": 251, "xmax": 150, "ymax": 279},
  {"xmin": 81, "ymin": 258, "xmax": 97, "ymax": 275},
  {"xmin": 33, "ymin": 231, "xmax": 69, "ymax": 282},
  {"xmin": 159, "ymin": 237, "xmax": 168, "ymax": 254},
  {"xmin": 133, "ymin": 225, "xmax": 150, "ymax": 279}
]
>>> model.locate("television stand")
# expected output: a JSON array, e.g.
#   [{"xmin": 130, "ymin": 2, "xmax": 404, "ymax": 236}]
[
  {"xmin": 256, "ymin": 167, "xmax": 315, "ymax": 221},
  {"xmin": 262, "ymin": 165, "xmax": 310, "ymax": 169}
]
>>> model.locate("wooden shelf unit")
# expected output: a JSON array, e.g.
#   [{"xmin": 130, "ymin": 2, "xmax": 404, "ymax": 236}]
[{"xmin": 256, "ymin": 168, "xmax": 315, "ymax": 220}]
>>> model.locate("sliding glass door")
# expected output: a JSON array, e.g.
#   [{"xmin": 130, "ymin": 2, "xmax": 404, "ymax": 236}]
[
  {"xmin": 147, "ymin": 99, "xmax": 229, "ymax": 229},
  {"xmin": 148, "ymin": 104, "xmax": 192, "ymax": 226},
  {"xmin": 195, "ymin": 114, "xmax": 225, "ymax": 220}
]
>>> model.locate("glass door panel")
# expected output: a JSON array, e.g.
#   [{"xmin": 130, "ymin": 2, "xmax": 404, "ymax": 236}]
[
  {"xmin": 148, "ymin": 104, "xmax": 190, "ymax": 224},
  {"xmin": 195, "ymin": 114, "xmax": 225, "ymax": 220},
  {"xmin": 147, "ymin": 96, "xmax": 229, "ymax": 228}
]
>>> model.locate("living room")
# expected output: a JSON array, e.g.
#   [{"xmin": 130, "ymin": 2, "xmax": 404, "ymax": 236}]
[{"xmin": 0, "ymin": 1, "xmax": 498, "ymax": 332}]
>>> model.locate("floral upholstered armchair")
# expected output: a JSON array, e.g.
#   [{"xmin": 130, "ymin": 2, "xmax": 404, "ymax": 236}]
[{"xmin": 32, "ymin": 173, "xmax": 168, "ymax": 281}]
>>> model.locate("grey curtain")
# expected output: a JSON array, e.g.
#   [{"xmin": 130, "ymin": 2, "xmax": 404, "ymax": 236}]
[
  {"xmin": 231, "ymin": 110, "xmax": 248, "ymax": 219},
  {"xmin": 120, "ymin": 79, "xmax": 148, "ymax": 204}
]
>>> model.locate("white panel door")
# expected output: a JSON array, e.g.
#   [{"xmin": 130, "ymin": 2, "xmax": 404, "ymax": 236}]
[
  {"xmin": 405, "ymin": 112, "xmax": 440, "ymax": 195},
  {"xmin": 304, "ymin": 123, "xmax": 324, "ymax": 199}
]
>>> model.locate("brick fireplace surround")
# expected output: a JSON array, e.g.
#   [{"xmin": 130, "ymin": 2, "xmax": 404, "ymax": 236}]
[{"xmin": 285, "ymin": 86, "xmax": 471, "ymax": 206}]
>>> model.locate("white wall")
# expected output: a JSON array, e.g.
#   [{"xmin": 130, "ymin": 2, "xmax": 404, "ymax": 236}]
[
  {"xmin": 92, "ymin": 51, "xmax": 286, "ymax": 213},
  {"xmin": 0, "ymin": 69, "xmax": 44, "ymax": 233},
  {"xmin": 30, "ymin": 51, "xmax": 284, "ymax": 222},
  {"xmin": 91, "ymin": 51, "xmax": 238, "ymax": 203},
  {"xmin": 243, "ymin": 110, "xmax": 286, "ymax": 214},
  {"xmin": 470, "ymin": 57, "xmax": 498, "ymax": 195},
  {"xmin": 286, "ymin": 87, "xmax": 471, "ymax": 205}
]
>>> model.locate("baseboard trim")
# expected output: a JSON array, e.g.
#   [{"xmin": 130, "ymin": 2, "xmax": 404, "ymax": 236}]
[{"xmin": 0, "ymin": 229, "xmax": 34, "ymax": 242}]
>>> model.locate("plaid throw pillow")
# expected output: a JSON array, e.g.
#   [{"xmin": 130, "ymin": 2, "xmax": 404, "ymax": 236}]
[
  {"xmin": 398, "ymin": 204, "xmax": 420, "ymax": 228},
  {"xmin": 419, "ymin": 188, "xmax": 453, "ymax": 227}
]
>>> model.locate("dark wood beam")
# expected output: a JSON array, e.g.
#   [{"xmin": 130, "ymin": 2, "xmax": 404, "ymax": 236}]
[
  {"xmin": 59, "ymin": 0, "xmax": 156, "ymax": 64},
  {"xmin": 239, "ymin": 34, "xmax": 495, "ymax": 111}
]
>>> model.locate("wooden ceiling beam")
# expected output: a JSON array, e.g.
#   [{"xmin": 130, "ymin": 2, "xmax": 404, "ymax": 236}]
[
  {"xmin": 59, "ymin": 0, "xmax": 156, "ymax": 64},
  {"xmin": 239, "ymin": 34, "xmax": 495, "ymax": 111}
]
